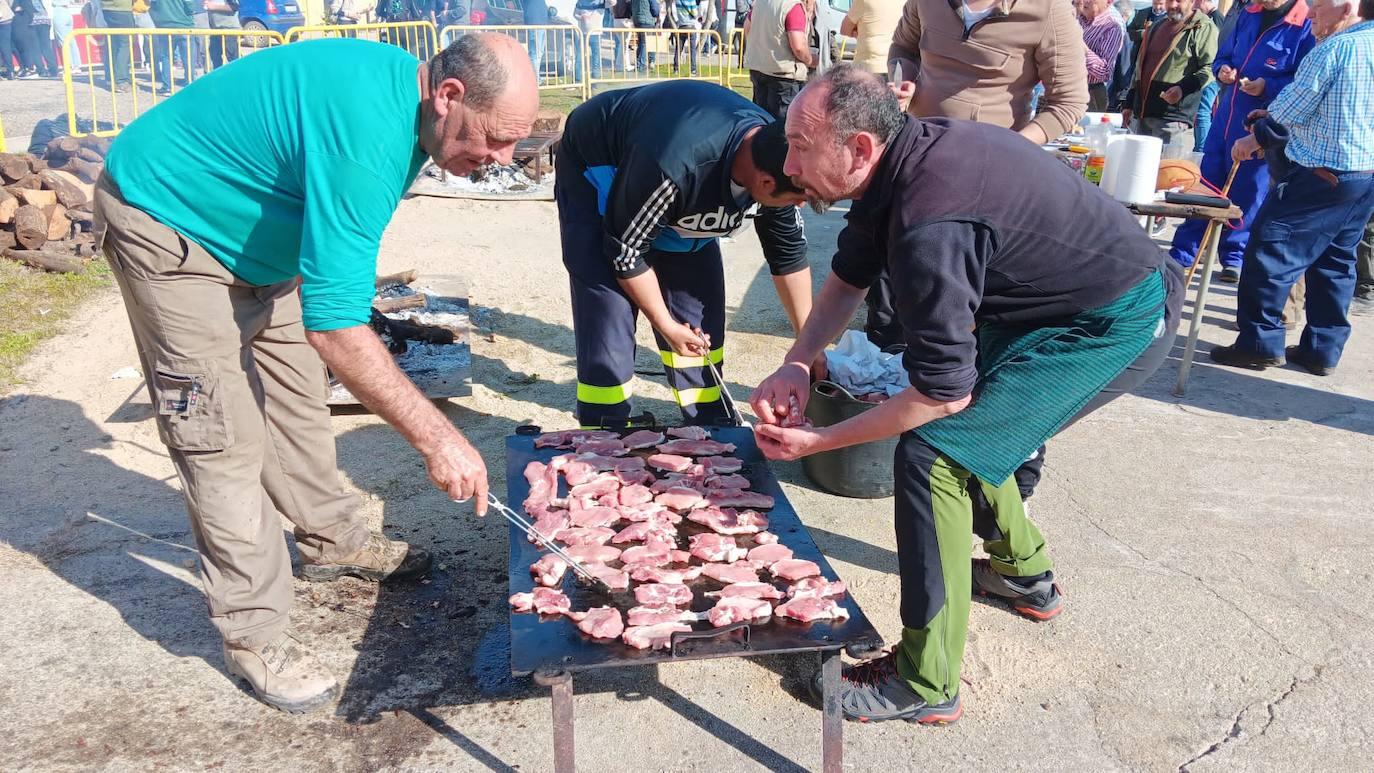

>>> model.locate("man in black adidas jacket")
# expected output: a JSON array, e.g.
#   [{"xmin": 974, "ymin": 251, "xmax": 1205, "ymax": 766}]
[{"xmin": 556, "ymin": 80, "xmax": 812, "ymax": 427}]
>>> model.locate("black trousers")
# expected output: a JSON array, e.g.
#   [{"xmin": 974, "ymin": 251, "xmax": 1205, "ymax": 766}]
[
  {"xmin": 556, "ymin": 158, "xmax": 731, "ymax": 428},
  {"xmin": 1088, "ymin": 83, "xmax": 1109, "ymax": 112},
  {"xmin": 749, "ymin": 70, "xmax": 803, "ymax": 121},
  {"xmin": 0, "ymin": 22, "xmax": 15, "ymax": 78}
]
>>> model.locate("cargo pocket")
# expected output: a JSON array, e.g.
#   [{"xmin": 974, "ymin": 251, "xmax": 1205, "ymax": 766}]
[{"xmin": 152, "ymin": 363, "xmax": 232, "ymax": 452}]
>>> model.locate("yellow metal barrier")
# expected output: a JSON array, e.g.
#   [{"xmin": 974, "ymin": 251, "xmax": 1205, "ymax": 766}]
[
  {"xmin": 0, "ymin": 115, "xmax": 6, "ymax": 153},
  {"xmin": 726, "ymin": 28, "xmax": 749, "ymax": 89},
  {"xmin": 283, "ymin": 21, "xmax": 439, "ymax": 60},
  {"xmin": 62, "ymin": 27, "xmax": 285, "ymax": 138},
  {"xmin": 587, "ymin": 28, "xmax": 727, "ymax": 90},
  {"xmin": 439, "ymin": 24, "xmax": 587, "ymax": 98}
]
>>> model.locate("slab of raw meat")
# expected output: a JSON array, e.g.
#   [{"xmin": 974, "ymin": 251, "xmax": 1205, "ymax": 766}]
[
  {"xmin": 770, "ymin": 559, "xmax": 822, "ymax": 582},
  {"xmin": 706, "ymin": 490, "xmax": 775, "ymax": 510},
  {"xmin": 746, "ymin": 543, "xmax": 793, "ymax": 564},
  {"xmin": 700, "ymin": 562, "xmax": 761, "ymax": 585},
  {"xmin": 613, "ymin": 521, "xmax": 677, "ymax": 544},
  {"xmin": 630, "ymin": 565, "xmax": 704, "ymax": 584},
  {"xmin": 669, "ymin": 549, "xmax": 692, "ymax": 564},
  {"xmin": 648, "ymin": 453, "xmax": 694, "ymax": 472},
  {"xmin": 634, "ymin": 583, "xmax": 694, "ymax": 607},
  {"xmin": 705, "ymin": 582, "xmax": 785, "ymax": 600},
  {"xmin": 705, "ymin": 473, "xmax": 751, "ymax": 490},
  {"xmin": 787, "ymin": 577, "xmax": 848, "ymax": 600},
  {"xmin": 537, "ymin": 430, "xmax": 619, "ymax": 449},
  {"xmin": 612, "ymin": 469, "xmax": 656, "ymax": 487},
  {"xmin": 707, "ymin": 596, "xmax": 773, "ymax": 627},
  {"xmin": 657, "ymin": 439, "xmax": 737, "ymax": 456},
  {"xmin": 531, "ymin": 554, "xmax": 568, "ymax": 587},
  {"xmin": 698, "ymin": 456, "xmax": 743, "ymax": 474},
  {"xmin": 689, "ymin": 533, "xmax": 747, "ymax": 563},
  {"xmin": 509, "ymin": 587, "xmax": 571, "ymax": 615},
  {"xmin": 618, "ymin": 504, "xmax": 681, "ymax": 525},
  {"xmin": 530, "ymin": 512, "xmax": 570, "ymax": 543},
  {"xmin": 554, "ymin": 526, "xmax": 616, "ymax": 546},
  {"xmin": 564, "ymin": 544, "xmax": 621, "ymax": 564},
  {"xmin": 566, "ymin": 606, "xmax": 625, "ymax": 639},
  {"xmin": 576, "ymin": 438, "xmax": 629, "ymax": 456},
  {"xmin": 627, "ymin": 605, "xmax": 701, "ymax": 626},
  {"xmin": 568, "ymin": 506, "xmax": 622, "ymax": 529},
  {"xmin": 775, "ymin": 596, "xmax": 849, "ymax": 623},
  {"xmin": 654, "ymin": 487, "xmax": 706, "ymax": 511},
  {"xmin": 754, "ymin": 531, "xmax": 780, "ymax": 545},
  {"xmin": 560, "ymin": 459, "xmax": 600, "ymax": 486},
  {"xmin": 688, "ymin": 508, "xmax": 770, "ymax": 535},
  {"xmin": 620, "ymin": 544, "xmax": 674, "ymax": 566},
  {"xmin": 623, "ymin": 622, "xmax": 692, "ymax": 650},
  {"xmin": 650, "ymin": 476, "xmax": 703, "ymax": 495},
  {"xmin": 618, "ymin": 484, "xmax": 654, "ymax": 506},
  {"xmin": 622, "ymin": 429, "xmax": 666, "ymax": 449},
  {"xmin": 570, "ymin": 475, "xmax": 620, "ymax": 499},
  {"xmin": 666, "ymin": 426, "xmax": 710, "ymax": 440},
  {"xmin": 580, "ymin": 562, "xmax": 631, "ymax": 590}
]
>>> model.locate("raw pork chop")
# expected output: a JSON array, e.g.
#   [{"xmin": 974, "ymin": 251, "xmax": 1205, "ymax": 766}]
[
  {"xmin": 707, "ymin": 596, "xmax": 773, "ymax": 627},
  {"xmin": 565, "ymin": 606, "xmax": 625, "ymax": 639},
  {"xmin": 787, "ymin": 577, "xmax": 848, "ymax": 600},
  {"xmin": 554, "ymin": 526, "xmax": 616, "ymax": 546},
  {"xmin": 560, "ymin": 459, "xmax": 600, "ymax": 486},
  {"xmin": 508, "ymin": 587, "xmax": 571, "ymax": 614},
  {"xmin": 619, "ymin": 503, "xmax": 680, "ymax": 524},
  {"xmin": 654, "ymin": 487, "xmax": 706, "ymax": 511},
  {"xmin": 530, "ymin": 554, "xmax": 568, "ymax": 587},
  {"xmin": 754, "ymin": 531, "xmax": 780, "ymax": 545},
  {"xmin": 580, "ymin": 562, "xmax": 631, "ymax": 590},
  {"xmin": 688, "ymin": 508, "xmax": 769, "ymax": 535},
  {"xmin": 689, "ymin": 533, "xmax": 747, "ymax": 563},
  {"xmin": 633, "ymin": 583, "xmax": 694, "ymax": 607},
  {"xmin": 630, "ymin": 565, "xmax": 704, "ymax": 584},
  {"xmin": 618, "ymin": 484, "xmax": 654, "ymax": 506},
  {"xmin": 698, "ymin": 456, "xmax": 743, "ymax": 474},
  {"xmin": 622, "ymin": 622, "xmax": 692, "ymax": 650},
  {"xmin": 666, "ymin": 426, "xmax": 710, "ymax": 440},
  {"xmin": 705, "ymin": 473, "xmax": 751, "ymax": 490},
  {"xmin": 700, "ymin": 562, "xmax": 761, "ymax": 584},
  {"xmin": 621, "ymin": 430, "xmax": 666, "ymax": 449},
  {"xmin": 651, "ymin": 476, "xmax": 705, "ymax": 495},
  {"xmin": 576, "ymin": 438, "xmax": 628, "ymax": 456},
  {"xmin": 537, "ymin": 430, "xmax": 618, "ymax": 449},
  {"xmin": 627, "ymin": 605, "xmax": 701, "ymax": 626},
  {"xmin": 613, "ymin": 521, "xmax": 677, "ymax": 545},
  {"xmin": 568, "ymin": 506, "xmax": 622, "ymax": 529},
  {"xmin": 570, "ymin": 475, "xmax": 620, "ymax": 499},
  {"xmin": 647, "ymin": 453, "xmax": 694, "ymax": 472},
  {"xmin": 705, "ymin": 582, "xmax": 785, "ymax": 600},
  {"xmin": 706, "ymin": 490, "xmax": 775, "ymax": 510},
  {"xmin": 775, "ymin": 597, "xmax": 849, "ymax": 623},
  {"xmin": 770, "ymin": 559, "xmax": 822, "ymax": 582},
  {"xmin": 620, "ymin": 544, "xmax": 674, "ymax": 566},
  {"xmin": 657, "ymin": 439, "xmax": 737, "ymax": 456},
  {"xmin": 746, "ymin": 544, "xmax": 793, "ymax": 564},
  {"xmin": 564, "ymin": 544, "xmax": 621, "ymax": 564},
  {"xmin": 530, "ymin": 512, "xmax": 569, "ymax": 543}
]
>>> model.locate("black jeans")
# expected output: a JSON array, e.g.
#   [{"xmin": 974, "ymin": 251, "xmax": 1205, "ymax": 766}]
[
  {"xmin": 0, "ymin": 22, "xmax": 15, "ymax": 78},
  {"xmin": 749, "ymin": 70, "xmax": 803, "ymax": 121},
  {"xmin": 1088, "ymin": 83, "xmax": 1109, "ymax": 112}
]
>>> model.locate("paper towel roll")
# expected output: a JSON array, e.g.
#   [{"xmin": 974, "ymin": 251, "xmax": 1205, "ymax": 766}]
[
  {"xmin": 1098, "ymin": 132, "xmax": 1132, "ymax": 196},
  {"xmin": 1103, "ymin": 135, "xmax": 1162, "ymax": 204}
]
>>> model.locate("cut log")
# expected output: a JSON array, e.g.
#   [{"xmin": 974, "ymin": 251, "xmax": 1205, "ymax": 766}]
[
  {"xmin": 14, "ymin": 174, "xmax": 42, "ymax": 190},
  {"xmin": 372, "ymin": 294, "xmax": 426, "ymax": 314},
  {"xmin": 77, "ymin": 136, "xmax": 113, "ymax": 156},
  {"xmin": 66, "ymin": 208, "xmax": 94, "ymax": 226},
  {"xmin": 45, "ymin": 169, "xmax": 94, "ymax": 203},
  {"xmin": 46, "ymin": 137, "xmax": 81, "ymax": 165},
  {"xmin": 13, "ymin": 205, "xmax": 49, "ymax": 250},
  {"xmin": 47, "ymin": 205, "xmax": 71, "ymax": 241},
  {"xmin": 0, "ymin": 231, "xmax": 15, "ymax": 250},
  {"xmin": 3, "ymin": 248, "xmax": 82, "ymax": 273},
  {"xmin": 0, "ymin": 154, "xmax": 31, "ymax": 183},
  {"xmin": 62, "ymin": 158, "xmax": 103, "ymax": 183},
  {"xmin": 0, "ymin": 189, "xmax": 18, "ymax": 225},
  {"xmin": 77, "ymin": 147, "xmax": 104, "ymax": 164},
  {"xmin": 375, "ymin": 269, "xmax": 420, "ymax": 288},
  {"xmin": 38, "ymin": 170, "xmax": 89, "ymax": 209},
  {"xmin": 18, "ymin": 188, "xmax": 58, "ymax": 209}
]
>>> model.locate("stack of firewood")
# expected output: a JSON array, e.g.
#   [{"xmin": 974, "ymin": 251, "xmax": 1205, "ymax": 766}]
[{"xmin": 0, "ymin": 136, "xmax": 110, "ymax": 274}]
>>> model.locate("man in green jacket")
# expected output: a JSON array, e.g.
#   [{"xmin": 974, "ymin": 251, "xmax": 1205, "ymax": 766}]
[
  {"xmin": 1122, "ymin": 0, "xmax": 1218, "ymax": 145},
  {"xmin": 98, "ymin": 0, "xmax": 135, "ymax": 90},
  {"xmin": 149, "ymin": 0, "xmax": 193, "ymax": 94}
]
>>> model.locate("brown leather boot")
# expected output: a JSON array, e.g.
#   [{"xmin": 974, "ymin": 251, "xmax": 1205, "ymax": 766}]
[
  {"xmin": 224, "ymin": 632, "xmax": 338, "ymax": 713},
  {"xmin": 299, "ymin": 532, "xmax": 431, "ymax": 583}
]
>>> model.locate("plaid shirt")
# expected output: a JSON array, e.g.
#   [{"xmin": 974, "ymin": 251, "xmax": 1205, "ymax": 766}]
[{"xmin": 1270, "ymin": 20, "xmax": 1374, "ymax": 172}]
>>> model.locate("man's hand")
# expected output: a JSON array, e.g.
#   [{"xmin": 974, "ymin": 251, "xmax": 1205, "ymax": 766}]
[
  {"xmin": 1239, "ymin": 77, "xmax": 1265, "ymax": 97},
  {"xmin": 426, "ymin": 438, "xmax": 489, "ymax": 514},
  {"xmin": 1217, "ymin": 65, "xmax": 1237, "ymax": 84},
  {"xmin": 891, "ymin": 80, "xmax": 916, "ymax": 112},
  {"xmin": 1232, "ymin": 134, "xmax": 1263, "ymax": 163},
  {"xmin": 750, "ymin": 362, "xmax": 811, "ymax": 426},
  {"xmin": 1160, "ymin": 85, "xmax": 1183, "ymax": 105},
  {"xmin": 1246, "ymin": 109, "xmax": 1269, "ymax": 125},
  {"xmin": 810, "ymin": 351, "xmax": 828, "ymax": 381},
  {"xmin": 1121, "ymin": 108, "xmax": 1133, "ymax": 127},
  {"xmin": 662, "ymin": 321, "xmax": 709, "ymax": 357},
  {"xmin": 753, "ymin": 423, "xmax": 825, "ymax": 461}
]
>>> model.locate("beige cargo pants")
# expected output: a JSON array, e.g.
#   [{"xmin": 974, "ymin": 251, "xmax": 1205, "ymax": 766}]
[{"xmin": 94, "ymin": 175, "xmax": 370, "ymax": 647}]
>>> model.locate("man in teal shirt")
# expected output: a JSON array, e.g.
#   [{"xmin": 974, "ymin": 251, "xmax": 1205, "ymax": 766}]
[{"xmin": 95, "ymin": 33, "xmax": 538, "ymax": 713}]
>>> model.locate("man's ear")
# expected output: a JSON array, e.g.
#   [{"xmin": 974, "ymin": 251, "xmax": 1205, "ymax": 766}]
[
  {"xmin": 433, "ymin": 77, "xmax": 467, "ymax": 119},
  {"xmin": 850, "ymin": 131, "xmax": 877, "ymax": 173},
  {"xmin": 758, "ymin": 172, "xmax": 778, "ymax": 199}
]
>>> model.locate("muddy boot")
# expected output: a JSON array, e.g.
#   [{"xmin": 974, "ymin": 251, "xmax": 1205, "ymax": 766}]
[
  {"xmin": 224, "ymin": 632, "xmax": 338, "ymax": 713},
  {"xmin": 300, "ymin": 532, "xmax": 432, "ymax": 583}
]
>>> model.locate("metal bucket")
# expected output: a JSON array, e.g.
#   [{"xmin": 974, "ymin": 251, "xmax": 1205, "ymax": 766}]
[{"xmin": 801, "ymin": 380, "xmax": 897, "ymax": 498}]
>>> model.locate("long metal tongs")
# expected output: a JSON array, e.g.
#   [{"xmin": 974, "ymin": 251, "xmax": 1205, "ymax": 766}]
[
  {"xmin": 486, "ymin": 493, "xmax": 614, "ymax": 592},
  {"xmin": 699, "ymin": 332, "xmax": 751, "ymax": 428}
]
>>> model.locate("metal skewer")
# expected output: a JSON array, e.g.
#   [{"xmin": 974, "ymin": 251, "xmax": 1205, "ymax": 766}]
[
  {"xmin": 698, "ymin": 331, "xmax": 751, "ymax": 428},
  {"xmin": 487, "ymin": 493, "xmax": 614, "ymax": 592}
]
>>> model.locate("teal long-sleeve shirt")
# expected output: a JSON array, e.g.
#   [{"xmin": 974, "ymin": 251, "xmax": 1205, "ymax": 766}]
[{"xmin": 105, "ymin": 39, "xmax": 429, "ymax": 331}]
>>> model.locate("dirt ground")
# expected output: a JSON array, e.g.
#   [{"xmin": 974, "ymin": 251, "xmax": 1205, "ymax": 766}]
[{"xmin": 2, "ymin": 193, "xmax": 1372, "ymax": 772}]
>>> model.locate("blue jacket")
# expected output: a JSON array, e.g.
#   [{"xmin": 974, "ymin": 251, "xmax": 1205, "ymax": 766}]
[{"xmin": 1210, "ymin": 0, "xmax": 1315, "ymax": 148}]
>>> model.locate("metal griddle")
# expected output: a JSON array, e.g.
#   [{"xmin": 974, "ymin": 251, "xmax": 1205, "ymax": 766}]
[{"xmin": 505, "ymin": 425, "xmax": 884, "ymax": 773}]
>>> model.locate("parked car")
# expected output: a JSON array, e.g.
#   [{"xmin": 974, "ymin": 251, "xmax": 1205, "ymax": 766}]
[{"xmin": 238, "ymin": 0, "xmax": 308, "ymax": 45}]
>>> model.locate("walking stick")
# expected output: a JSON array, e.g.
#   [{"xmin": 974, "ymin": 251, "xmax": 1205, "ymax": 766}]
[{"xmin": 1184, "ymin": 159, "xmax": 1242, "ymax": 286}]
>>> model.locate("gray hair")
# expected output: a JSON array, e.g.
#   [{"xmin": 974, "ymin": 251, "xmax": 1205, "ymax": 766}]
[
  {"xmin": 429, "ymin": 34, "xmax": 509, "ymax": 110},
  {"xmin": 812, "ymin": 64, "xmax": 906, "ymax": 146}
]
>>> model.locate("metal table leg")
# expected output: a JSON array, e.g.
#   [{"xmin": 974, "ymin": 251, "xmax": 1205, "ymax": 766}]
[
  {"xmin": 1175, "ymin": 216, "xmax": 1223, "ymax": 397},
  {"xmin": 535, "ymin": 669, "xmax": 576, "ymax": 773},
  {"xmin": 821, "ymin": 651, "xmax": 843, "ymax": 773}
]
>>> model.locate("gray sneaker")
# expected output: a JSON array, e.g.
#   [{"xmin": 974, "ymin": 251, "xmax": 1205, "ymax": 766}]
[
  {"xmin": 1350, "ymin": 295, "xmax": 1374, "ymax": 317},
  {"xmin": 810, "ymin": 653, "xmax": 963, "ymax": 724},
  {"xmin": 300, "ymin": 532, "xmax": 431, "ymax": 582},
  {"xmin": 972, "ymin": 558, "xmax": 1064, "ymax": 621}
]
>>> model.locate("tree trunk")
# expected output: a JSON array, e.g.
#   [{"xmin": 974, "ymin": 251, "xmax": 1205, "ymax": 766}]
[
  {"xmin": 47, "ymin": 205, "xmax": 71, "ymax": 241},
  {"xmin": 38, "ymin": 170, "xmax": 89, "ymax": 209},
  {"xmin": 3, "ymin": 249, "xmax": 82, "ymax": 273},
  {"xmin": 0, "ymin": 190, "xmax": 18, "ymax": 225},
  {"xmin": 0, "ymin": 154, "xmax": 31, "ymax": 184},
  {"xmin": 13, "ymin": 205, "xmax": 49, "ymax": 250}
]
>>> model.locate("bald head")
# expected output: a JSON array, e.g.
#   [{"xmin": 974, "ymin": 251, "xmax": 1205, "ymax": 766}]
[{"xmin": 421, "ymin": 32, "xmax": 539, "ymax": 175}]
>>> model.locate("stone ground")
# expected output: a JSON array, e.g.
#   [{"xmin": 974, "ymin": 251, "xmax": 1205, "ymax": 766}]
[{"xmin": 3, "ymin": 77, "xmax": 1373, "ymax": 773}]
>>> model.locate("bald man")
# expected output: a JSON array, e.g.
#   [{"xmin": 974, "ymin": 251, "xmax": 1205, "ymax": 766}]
[{"xmin": 94, "ymin": 34, "xmax": 538, "ymax": 712}]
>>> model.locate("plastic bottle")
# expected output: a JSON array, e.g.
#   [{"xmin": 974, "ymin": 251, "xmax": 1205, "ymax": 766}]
[{"xmin": 1084, "ymin": 116, "xmax": 1112, "ymax": 185}]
